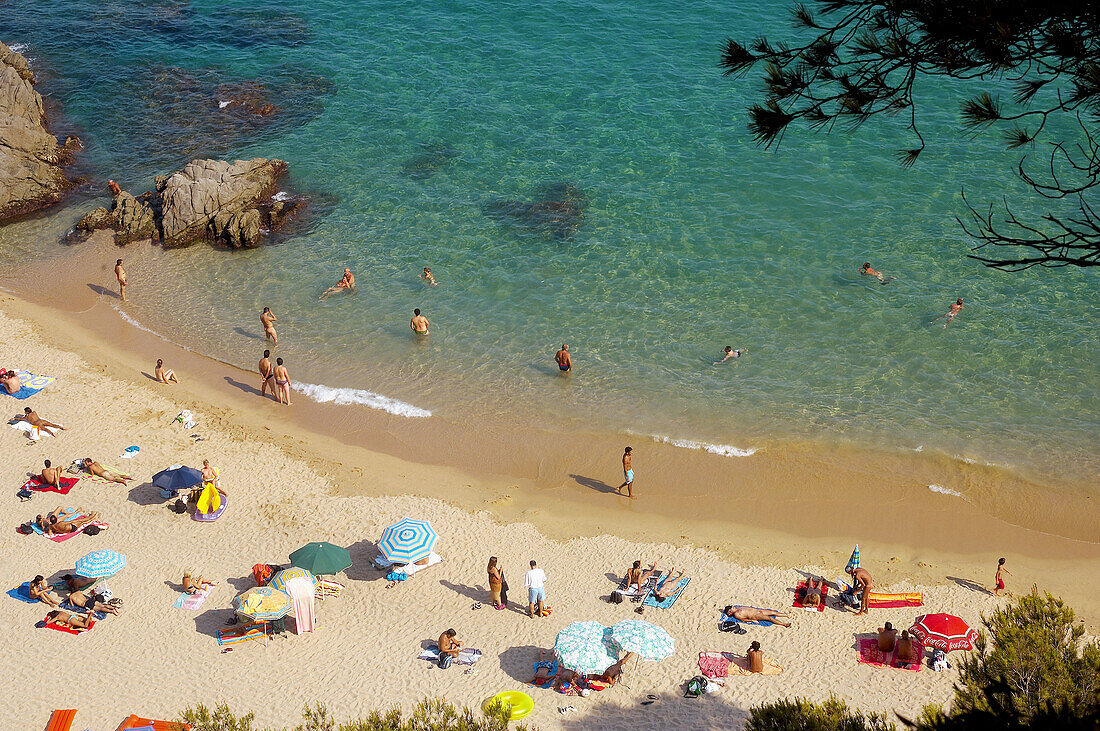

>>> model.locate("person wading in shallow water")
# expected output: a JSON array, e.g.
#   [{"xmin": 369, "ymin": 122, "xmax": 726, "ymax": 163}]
[
  {"xmin": 261, "ymin": 307, "xmax": 278, "ymax": 345},
  {"xmin": 555, "ymin": 344, "xmax": 572, "ymax": 373},
  {"xmin": 617, "ymin": 447, "xmax": 635, "ymax": 498}
]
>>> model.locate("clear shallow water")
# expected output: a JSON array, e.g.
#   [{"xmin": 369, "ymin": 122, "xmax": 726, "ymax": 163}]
[{"xmin": 3, "ymin": 1, "xmax": 1098, "ymax": 483}]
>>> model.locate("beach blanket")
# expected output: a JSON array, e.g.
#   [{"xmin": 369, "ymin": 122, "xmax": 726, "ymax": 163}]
[
  {"xmin": 317, "ymin": 578, "xmax": 344, "ymax": 599},
  {"xmin": 418, "ymin": 646, "xmax": 483, "ymax": 666},
  {"xmin": 698, "ymin": 651, "xmax": 733, "ymax": 679},
  {"xmin": 21, "ymin": 476, "xmax": 79, "ymax": 495},
  {"xmin": 8, "ymin": 582, "xmax": 41, "ymax": 604},
  {"xmin": 3, "ymin": 371, "xmax": 56, "ymax": 399},
  {"xmin": 643, "ymin": 575, "xmax": 690, "ymax": 608},
  {"xmin": 9, "ymin": 419, "xmax": 58, "ymax": 439},
  {"xmin": 217, "ymin": 624, "xmax": 267, "ymax": 646},
  {"xmin": 858, "ymin": 638, "xmax": 923, "ymax": 672},
  {"xmin": 723, "ymin": 606, "xmax": 779, "ymax": 627},
  {"xmin": 386, "ymin": 552, "xmax": 443, "ymax": 579},
  {"xmin": 615, "ymin": 571, "xmax": 662, "ymax": 603},
  {"xmin": 793, "ymin": 581, "xmax": 829, "ymax": 611},
  {"xmin": 867, "ymin": 591, "xmax": 924, "ymax": 609},
  {"xmin": 726, "ymin": 653, "xmax": 783, "ymax": 676},
  {"xmin": 43, "ymin": 616, "xmax": 95, "ymax": 635},
  {"xmin": 48, "ymin": 521, "xmax": 106, "ymax": 542},
  {"xmin": 173, "ymin": 584, "xmax": 212, "ymax": 610}
]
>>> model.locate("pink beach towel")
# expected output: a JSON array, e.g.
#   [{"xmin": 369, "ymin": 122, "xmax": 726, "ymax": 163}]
[
  {"xmin": 285, "ymin": 576, "xmax": 316, "ymax": 634},
  {"xmin": 698, "ymin": 651, "xmax": 732, "ymax": 679},
  {"xmin": 857, "ymin": 638, "xmax": 923, "ymax": 672},
  {"xmin": 46, "ymin": 521, "xmax": 107, "ymax": 543}
]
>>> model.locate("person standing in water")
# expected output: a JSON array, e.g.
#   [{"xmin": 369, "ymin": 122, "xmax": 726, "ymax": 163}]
[
  {"xmin": 617, "ymin": 447, "xmax": 635, "ymax": 498},
  {"xmin": 714, "ymin": 346, "xmax": 745, "ymax": 364},
  {"xmin": 115, "ymin": 259, "xmax": 127, "ymax": 301},
  {"xmin": 272, "ymin": 357, "xmax": 292, "ymax": 406},
  {"xmin": 411, "ymin": 308, "xmax": 429, "ymax": 335},
  {"xmin": 261, "ymin": 307, "xmax": 278, "ymax": 345},
  {"xmin": 320, "ymin": 268, "xmax": 355, "ymax": 299},
  {"xmin": 933, "ymin": 298, "xmax": 964, "ymax": 328},
  {"xmin": 555, "ymin": 344, "xmax": 572, "ymax": 373},
  {"xmin": 419, "ymin": 267, "xmax": 438, "ymax": 286},
  {"xmin": 859, "ymin": 262, "xmax": 896, "ymax": 284},
  {"xmin": 259, "ymin": 349, "xmax": 274, "ymax": 400}
]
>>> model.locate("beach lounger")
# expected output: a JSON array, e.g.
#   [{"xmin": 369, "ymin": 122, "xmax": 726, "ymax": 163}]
[
  {"xmin": 418, "ymin": 646, "xmax": 483, "ymax": 665},
  {"xmin": 21, "ymin": 476, "xmax": 79, "ymax": 495},
  {"xmin": 317, "ymin": 578, "xmax": 344, "ymax": 599},
  {"xmin": 857, "ymin": 637, "xmax": 923, "ymax": 672},
  {"xmin": 386, "ymin": 552, "xmax": 442, "ymax": 579},
  {"xmin": 642, "ymin": 575, "xmax": 690, "ymax": 608},
  {"xmin": 792, "ymin": 581, "xmax": 829, "ymax": 611},
  {"xmin": 44, "ymin": 709, "xmax": 77, "ymax": 731},
  {"xmin": 116, "ymin": 715, "xmax": 190, "ymax": 730}
]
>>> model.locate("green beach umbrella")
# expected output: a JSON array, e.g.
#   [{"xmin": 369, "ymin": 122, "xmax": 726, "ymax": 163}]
[
  {"xmin": 554, "ymin": 621, "xmax": 618, "ymax": 675},
  {"xmin": 609, "ymin": 620, "xmax": 674, "ymax": 662},
  {"xmin": 289, "ymin": 542, "xmax": 351, "ymax": 576}
]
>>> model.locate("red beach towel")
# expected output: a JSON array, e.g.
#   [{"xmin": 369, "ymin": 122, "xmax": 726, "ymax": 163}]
[
  {"xmin": 44, "ymin": 617, "xmax": 95, "ymax": 635},
  {"xmin": 857, "ymin": 638, "xmax": 922, "ymax": 672},
  {"xmin": 792, "ymin": 582, "xmax": 828, "ymax": 611},
  {"xmin": 698, "ymin": 651, "xmax": 732, "ymax": 678},
  {"xmin": 22, "ymin": 476, "xmax": 79, "ymax": 495}
]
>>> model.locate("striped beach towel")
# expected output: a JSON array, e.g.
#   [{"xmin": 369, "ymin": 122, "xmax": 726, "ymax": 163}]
[
  {"xmin": 216, "ymin": 624, "xmax": 267, "ymax": 645},
  {"xmin": 3, "ymin": 371, "xmax": 56, "ymax": 399},
  {"xmin": 867, "ymin": 591, "xmax": 924, "ymax": 609},
  {"xmin": 698, "ymin": 651, "xmax": 732, "ymax": 679},
  {"xmin": 317, "ymin": 578, "xmax": 344, "ymax": 599}
]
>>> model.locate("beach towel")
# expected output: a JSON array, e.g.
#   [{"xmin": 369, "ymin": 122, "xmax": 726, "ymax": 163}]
[
  {"xmin": 857, "ymin": 638, "xmax": 923, "ymax": 672},
  {"xmin": 726, "ymin": 653, "xmax": 783, "ymax": 676},
  {"xmin": 793, "ymin": 581, "xmax": 829, "ymax": 611},
  {"xmin": 698, "ymin": 651, "xmax": 732, "ymax": 679},
  {"xmin": 317, "ymin": 578, "xmax": 344, "ymax": 599},
  {"xmin": 9, "ymin": 419, "xmax": 58, "ymax": 439},
  {"xmin": 388, "ymin": 552, "xmax": 442, "ymax": 579},
  {"xmin": 31, "ymin": 507, "xmax": 78, "ymax": 535},
  {"xmin": 49, "ymin": 521, "xmax": 107, "ymax": 542},
  {"xmin": 723, "ymin": 606, "xmax": 778, "ymax": 627},
  {"xmin": 83, "ymin": 468, "xmax": 126, "ymax": 485},
  {"xmin": 643, "ymin": 575, "xmax": 690, "ymax": 608},
  {"xmin": 9, "ymin": 582, "xmax": 42, "ymax": 604},
  {"xmin": 193, "ymin": 491, "xmax": 227, "ymax": 522},
  {"xmin": 285, "ymin": 576, "xmax": 316, "ymax": 634},
  {"xmin": 61, "ymin": 599, "xmax": 106, "ymax": 620},
  {"xmin": 216, "ymin": 624, "xmax": 267, "ymax": 646},
  {"xmin": 173, "ymin": 584, "xmax": 212, "ymax": 610},
  {"xmin": 528, "ymin": 659, "xmax": 560, "ymax": 689},
  {"xmin": 3, "ymin": 371, "xmax": 56, "ymax": 399},
  {"xmin": 418, "ymin": 646, "xmax": 483, "ymax": 666},
  {"xmin": 43, "ymin": 616, "xmax": 95, "ymax": 634},
  {"xmin": 867, "ymin": 591, "xmax": 924, "ymax": 609},
  {"xmin": 195, "ymin": 481, "xmax": 221, "ymax": 514},
  {"xmin": 22, "ymin": 475, "xmax": 79, "ymax": 495}
]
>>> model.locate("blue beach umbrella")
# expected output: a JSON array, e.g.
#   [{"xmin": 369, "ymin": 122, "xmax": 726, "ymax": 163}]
[
  {"xmin": 152, "ymin": 465, "xmax": 203, "ymax": 492},
  {"xmin": 845, "ymin": 544, "xmax": 860, "ymax": 573},
  {"xmin": 378, "ymin": 518, "xmax": 438, "ymax": 564},
  {"xmin": 74, "ymin": 549, "xmax": 127, "ymax": 578}
]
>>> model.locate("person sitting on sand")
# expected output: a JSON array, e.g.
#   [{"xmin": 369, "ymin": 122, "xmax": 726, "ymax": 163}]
[
  {"xmin": 154, "ymin": 359, "xmax": 178, "ymax": 384},
  {"xmin": 878, "ymin": 621, "xmax": 897, "ymax": 652},
  {"xmin": 859, "ymin": 262, "xmax": 896, "ymax": 284},
  {"xmin": 183, "ymin": 571, "xmax": 213, "ymax": 594},
  {"xmin": 591, "ymin": 651, "xmax": 635, "ymax": 687},
  {"xmin": 419, "ymin": 267, "xmax": 438, "ymax": 286},
  {"xmin": 28, "ymin": 576, "xmax": 61, "ymax": 607},
  {"xmin": 44, "ymin": 609, "xmax": 94, "ymax": 630},
  {"xmin": 321, "ymin": 268, "xmax": 356, "ymax": 299},
  {"xmin": 438, "ymin": 628, "xmax": 463, "ymax": 661},
  {"xmin": 68, "ymin": 588, "xmax": 119, "ymax": 615},
  {"xmin": 724, "ymin": 605, "xmax": 792, "ymax": 627},
  {"xmin": 13, "ymin": 407, "xmax": 67, "ymax": 432},
  {"xmin": 747, "ymin": 641, "xmax": 765, "ymax": 673},
  {"xmin": 82, "ymin": 458, "xmax": 133, "ymax": 484},
  {"xmin": 714, "ymin": 346, "xmax": 746, "ymax": 364},
  {"xmin": 62, "ymin": 574, "xmax": 96, "ymax": 592},
  {"xmin": 654, "ymin": 567, "xmax": 685, "ymax": 600},
  {"xmin": 36, "ymin": 459, "xmax": 64, "ymax": 489},
  {"xmin": 626, "ymin": 561, "xmax": 656, "ymax": 592},
  {"xmin": 895, "ymin": 630, "xmax": 917, "ymax": 665},
  {"xmin": 2, "ymin": 368, "xmax": 21, "ymax": 394},
  {"xmin": 800, "ymin": 576, "xmax": 825, "ymax": 607},
  {"xmin": 846, "ymin": 565, "xmax": 873, "ymax": 615},
  {"xmin": 46, "ymin": 508, "xmax": 100, "ymax": 535}
]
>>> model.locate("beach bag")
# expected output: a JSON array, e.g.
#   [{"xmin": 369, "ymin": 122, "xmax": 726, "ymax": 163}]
[
  {"xmin": 17, "ymin": 522, "xmax": 33, "ymax": 535},
  {"xmin": 500, "ymin": 573, "xmax": 509, "ymax": 606},
  {"xmin": 609, "ymin": 590, "xmax": 624, "ymax": 604},
  {"xmin": 170, "ymin": 498, "xmax": 188, "ymax": 514},
  {"xmin": 684, "ymin": 675, "xmax": 707, "ymax": 699},
  {"xmin": 719, "ymin": 621, "xmax": 742, "ymax": 633},
  {"xmin": 82, "ymin": 524, "xmax": 102, "ymax": 535},
  {"xmin": 438, "ymin": 653, "xmax": 452, "ymax": 669},
  {"xmin": 17, "ymin": 488, "xmax": 33, "ymax": 501}
]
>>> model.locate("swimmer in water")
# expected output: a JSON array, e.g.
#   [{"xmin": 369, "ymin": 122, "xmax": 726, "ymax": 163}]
[
  {"xmin": 555, "ymin": 344, "xmax": 572, "ymax": 373},
  {"xmin": 320, "ymin": 268, "xmax": 355, "ymax": 299},
  {"xmin": 859, "ymin": 262, "xmax": 896, "ymax": 284},
  {"xmin": 411, "ymin": 308, "xmax": 429, "ymax": 335},
  {"xmin": 419, "ymin": 267, "xmax": 438, "ymax": 286},
  {"xmin": 932, "ymin": 298, "xmax": 964, "ymax": 328},
  {"xmin": 714, "ymin": 346, "xmax": 746, "ymax": 365}
]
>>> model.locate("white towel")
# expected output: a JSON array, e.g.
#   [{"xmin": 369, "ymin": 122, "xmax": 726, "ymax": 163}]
[
  {"xmin": 285, "ymin": 576, "xmax": 316, "ymax": 634},
  {"xmin": 392, "ymin": 552, "xmax": 442, "ymax": 578},
  {"xmin": 10, "ymin": 420, "xmax": 58, "ymax": 439}
]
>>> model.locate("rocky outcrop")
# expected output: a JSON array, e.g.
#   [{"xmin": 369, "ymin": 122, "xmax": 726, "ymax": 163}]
[
  {"xmin": 74, "ymin": 157, "xmax": 301, "ymax": 249},
  {"xmin": 0, "ymin": 41, "xmax": 80, "ymax": 221},
  {"xmin": 484, "ymin": 182, "xmax": 589, "ymax": 239}
]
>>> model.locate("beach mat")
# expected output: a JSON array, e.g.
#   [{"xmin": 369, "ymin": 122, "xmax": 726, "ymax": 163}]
[
  {"xmin": 43, "ymin": 617, "xmax": 95, "ymax": 635},
  {"xmin": 173, "ymin": 584, "xmax": 212, "ymax": 610},
  {"xmin": 418, "ymin": 646, "xmax": 483, "ymax": 665},
  {"xmin": 22, "ymin": 476, "xmax": 79, "ymax": 495},
  {"xmin": 643, "ymin": 576, "xmax": 690, "ymax": 608},
  {"xmin": 858, "ymin": 638, "xmax": 923, "ymax": 672},
  {"xmin": 216, "ymin": 625, "xmax": 267, "ymax": 646},
  {"xmin": 4, "ymin": 371, "xmax": 56, "ymax": 399},
  {"xmin": 793, "ymin": 582, "xmax": 829, "ymax": 611},
  {"xmin": 9, "ymin": 582, "xmax": 41, "ymax": 604},
  {"xmin": 867, "ymin": 591, "xmax": 924, "ymax": 609},
  {"xmin": 698, "ymin": 651, "xmax": 732, "ymax": 679},
  {"xmin": 31, "ymin": 507, "xmax": 78, "ymax": 535},
  {"xmin": 723, "ymin": 606, "xmax": 778, "ymax": 627}
]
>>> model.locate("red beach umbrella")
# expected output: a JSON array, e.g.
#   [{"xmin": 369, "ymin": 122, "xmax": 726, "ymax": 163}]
[{"xmin": 909, "ymin": 613, "xmax": 979, "ymax": 652}]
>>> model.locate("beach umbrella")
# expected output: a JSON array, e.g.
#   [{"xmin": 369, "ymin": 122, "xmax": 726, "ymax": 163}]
[
  {"xmin": 554, "ymin": 621, "xmax": 619, "ymax": 675},
  {"xmin": 378, "ymin": 518, "xmax": 438, "ymax": 564},
  {"xmin": 234, "ymin": 586, "xmax": 292, "ymax": 621},
  {"xmin": 74, "ymin": 549, "xmax": 127, "ymax": 578},
  {"xmin": 910, "ymin": 613, "xmax": 979, "ymax": 652},
  {"xmin": 270, "ymin": 567, "xmax": 317, "ymax": 594},
  {"xmin": 845, "ymin": 544, "xmax": 860, "ymax": 573},
  {"xmin": 609, "ymin": 620, "xmax": 675, "ymax": 661},
  {"xmin": 290, "ymin": 542, "xmax": 351, "ymax": 575},
  {"xmin": 152, "ymin": 465, "xmax": 202, "ymax": 492}
]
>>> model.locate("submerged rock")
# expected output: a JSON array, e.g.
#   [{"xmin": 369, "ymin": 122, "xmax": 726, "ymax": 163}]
[
  {"xmin": 74, "ymin": 191, "xmax": 156, "ymax": 245},
  {"xmin": 0, "ymin": 40, "xmax": 80, "ymax": 221},
  {"xmin": 402, "ymin": 142, "xmax": 458, "ymax": 181},
  {"xmin": 484, "ymin": 182, "xmax": 588, "ymax": 239}
]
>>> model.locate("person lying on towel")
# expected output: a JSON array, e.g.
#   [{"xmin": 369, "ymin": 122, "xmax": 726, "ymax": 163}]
[
  {"xmin": 799, "ymin": 576, "xmax": 825, "ymax": 607},
  {"xmin": 45, "ymin": 609, "xmax": 93, "ymax": 630},
  {"xmin": 723, "ymin": 605, "xmax": 792, "ymax": 627},
  {"xmin": 654, "ymin": 567, "xmax": 686, "ymax": 599},
  {"xmin": 589, "ymin": 651, "xmax": 636, "ymax": 688}
]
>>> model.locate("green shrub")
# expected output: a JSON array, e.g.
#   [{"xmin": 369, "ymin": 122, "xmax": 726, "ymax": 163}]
[
  {"xmin": 180, "ymin": 703, "xmax": 256, "ymax": 731},
  {"xmin": 746, "ymin": 694, "xmax": 896, "ymax": 731}
]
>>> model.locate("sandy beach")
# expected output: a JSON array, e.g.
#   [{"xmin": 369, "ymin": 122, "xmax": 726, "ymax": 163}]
[{"xmin": 2, "ymin": 282, "xmax": 1097, "ymax": 730}]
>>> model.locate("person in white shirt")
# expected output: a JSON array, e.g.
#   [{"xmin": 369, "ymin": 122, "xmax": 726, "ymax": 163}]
[{"xmin": 524, "ymin": 560, "xmax": 547, "ymax": 618}]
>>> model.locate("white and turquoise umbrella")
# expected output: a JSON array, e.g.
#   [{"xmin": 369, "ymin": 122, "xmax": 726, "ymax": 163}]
[
  {"xmin": 74, "ymin": 550, "xmax": 127, "ymax": 578},
  {"xmin": 378, "ymin": 518, "xmax": 438, "ymax": 563},
  {"xmin": 610, "ymin": 620, "xmax": 674, "ymax": 661},
  {"xmin": 554, "ymin": 621, "xmax": 618, "ymax": 675}
]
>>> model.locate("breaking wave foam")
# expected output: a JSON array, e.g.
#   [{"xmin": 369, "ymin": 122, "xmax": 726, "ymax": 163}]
[
  {"xmin": 112, "ymin": 304, "xmax": 192, "ymax": 351},
  {"xmin": 652, "ymin": 435, "xmax": 756, "ymax": 457},
  {"xmin": 928, "ymin": 484, "xmax": 963, "ymax": 498},
  {"xmin": 294, "ymin": 382, "xmax": 431, "ymax": 418}
]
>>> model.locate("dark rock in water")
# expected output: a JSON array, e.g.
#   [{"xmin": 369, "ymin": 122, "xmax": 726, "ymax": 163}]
[
  {"xmin": 214, "ymin": 81, "xmax": 279, "ymax": 117},
  {"xmin": 402, "ymin": 142, "xmax": 459, "ymax": 181},
  {"xmin": 483, "ymin": 182, "xmax": 588, "ymax": 239}
]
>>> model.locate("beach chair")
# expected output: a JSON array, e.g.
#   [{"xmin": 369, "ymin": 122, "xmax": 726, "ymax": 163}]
[{"xmin": 44, "ymin": 709, "xmax": 77, "ymax": 731}]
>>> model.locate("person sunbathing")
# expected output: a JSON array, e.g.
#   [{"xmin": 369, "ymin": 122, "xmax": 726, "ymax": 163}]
[
  {"xmin": 67, "ymin": 589, "xmax": 120, "ymax": 615},
  {"xmin": 183, "ymin": 571, "xmax": 213, "ymax": 594},
  {"xmin": 747, "ymin": 641, "xmax": 765, "ymax": 673},
  {"xmin": 725, "ymin": 605, "xmax": 792, "ymax": 627},
  {"xmin": 62, "ymin": 574, "xmax": 96, "ymax": 592},
  {"xmin": 626, "ymin": 561, "xmax": 656, "ymax": 591},
  {"xmin": 531, "ymin": 650, "xmax": 558, "ymax": 684},
  {"xmin": 800, "ymin": 576, "xmax": 825, "ymax": 607},
  {"xmin": 154, "ymin": 359, "xmax": 179, "ymax": 384},
  {"xmin": 37, "ymin": 459, "xmax": 63, "ymax": 488},
  {"xmin": 28, "ymin": 575, "xmax": 60, "ymax": 607},
  {"xmin": 13, "ymin": 407, "xmax": 66, "ymax": 431},
  {"xmin": 44, "ymin": 609, "xmax": 94, "ymax": 629},
  {"xmin": 2, "ymin": 369, "xmax": 21, "ymax": 394},
  {"xmin": 654, "ymin": 567, "xmax": 685, "ymax": 599},
  {"xmin": 590, "ymin": 651, "xmax": 636, "ymax": 687},
  {"xmin": 895, "ymin": 630, "xmax": 917, "ymax": 665},
  {"xmin": 44, "ymin": 508, "xmax": 99, "ymax": 534},
  {"xmin": 878, "ymin": 621, "xmax": 897, "ymax": 652},
  {"xmin": 82, "ymin": 458, "xmax": 132, "ymax": 484}
]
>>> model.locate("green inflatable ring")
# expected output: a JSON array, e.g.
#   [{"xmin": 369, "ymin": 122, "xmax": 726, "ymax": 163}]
[{"xmin": 484, "ymin": 690, "xmax": 534, "ymax": 720}]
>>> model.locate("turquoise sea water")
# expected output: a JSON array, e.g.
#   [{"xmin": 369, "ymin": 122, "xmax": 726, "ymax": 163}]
[{"xmin": 3, "ymin": 1, "xmax": 1098, "ymax": 483}]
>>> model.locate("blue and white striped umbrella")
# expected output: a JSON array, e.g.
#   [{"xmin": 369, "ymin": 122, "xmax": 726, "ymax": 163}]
[
  {"xmin": 378, "ymin": 518, "xmax": 438, "ymax": 563},
  {"xmin": 610, "ymin": 620, "xmax": 675, "ymax": 661},
  {"xmin": 270, "ymin": 567, "xmax": 317, "ymax": 593},
  {"xmin": 74, "ymin": 549, "xmax": 127, "ymax": 578}
]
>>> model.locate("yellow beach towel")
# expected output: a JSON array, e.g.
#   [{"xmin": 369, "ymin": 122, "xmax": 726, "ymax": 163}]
[{"xmin": 196, "ymin": 483, "xmax": 221, "ymax": 514}]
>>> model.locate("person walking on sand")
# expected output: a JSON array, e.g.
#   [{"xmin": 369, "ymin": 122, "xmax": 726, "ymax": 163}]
[
  {"xmin": 555, "ymin": 344, "xmax": 572, "ymax": 373},
  {"xmin": 115, "ymin": 259, "xmax": 127, "ymax": 301},
  {"xmin": 993, "ymin": 557, "xmax": 1012, "ymax": 596},
  {"xmin": 525, "ymin": 560, "xmax": 547, "ymax": 618},
  {"xmin": 259, "ymin": 350, "xmax": 275, "ymax": 400},
  {"xmin": 419, "ymin": 267, "xmax": 438, "ymax": 286},
  {"xmin": 261, "ymin": 307, "xmax": 278, "ymax": 345},
  {"xmin": 932, "ymin": 298, "xmax": 964, "ymax": 328},
  {"xmin": 273, "ymin": 357, "xmax": 292, "ymax": 405},
  {"xmin": 846, "ymin": 565, "xmax": 874, "ymax": 615},
  {"xmin": 487, "ymin": 556, "xmax": 505, "ymax": 610},
  {"xmin": 321, "ymin": 268, "xmax": 355, "ymax": 299},
  {"xmin": 154, "ymin": 359, "xmax": 178, "ymax": 384},
  {"xmin": 617, "ymin": 447, "xmax": 634, "ymax": 498},
  {"xmin": 859, "ymin": 262, "xmax": 896, "ymax": 284},
  {"xmin": 13, "ymin": 407, "xmax": 67, "ymax": 433},
  {"xmin": 714, "ymin": 346, "xmax": 745, "ymax": 364},
  {"xmin": 411, "ymin": 308, "xmax": 429, "ymax": 335}
]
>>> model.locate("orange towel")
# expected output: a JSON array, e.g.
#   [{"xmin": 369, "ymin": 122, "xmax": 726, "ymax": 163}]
[
  {"xmin": 45, "ymin": 709, "xmax": 77, "ymax": 731},
  {"xmin": 866, "ymin": 591, "xmax": 923, "ymax": 608}
]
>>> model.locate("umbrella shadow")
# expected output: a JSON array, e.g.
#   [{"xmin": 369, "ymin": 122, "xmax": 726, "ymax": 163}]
[
  {"xmin": 345, "ymin": 539, "xmax": 381, "ymax": 582},
  {"xmin": 947, "ymin": 575, "xmax": 991, "ymax": 595},
  {"xmin": 227, "ymin": 572, "xmax": 261, "ymax": 593},
  {"xmin": 194, "ymin": 608, "xmax": 231, "ymax": 638},
  {"xmin": 126, "ymin": 481, "xmax": 165, "ymax": 506},
  {"xmin": 498, "ymin": 644, "xmax": 545, "ymax": 683}
]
